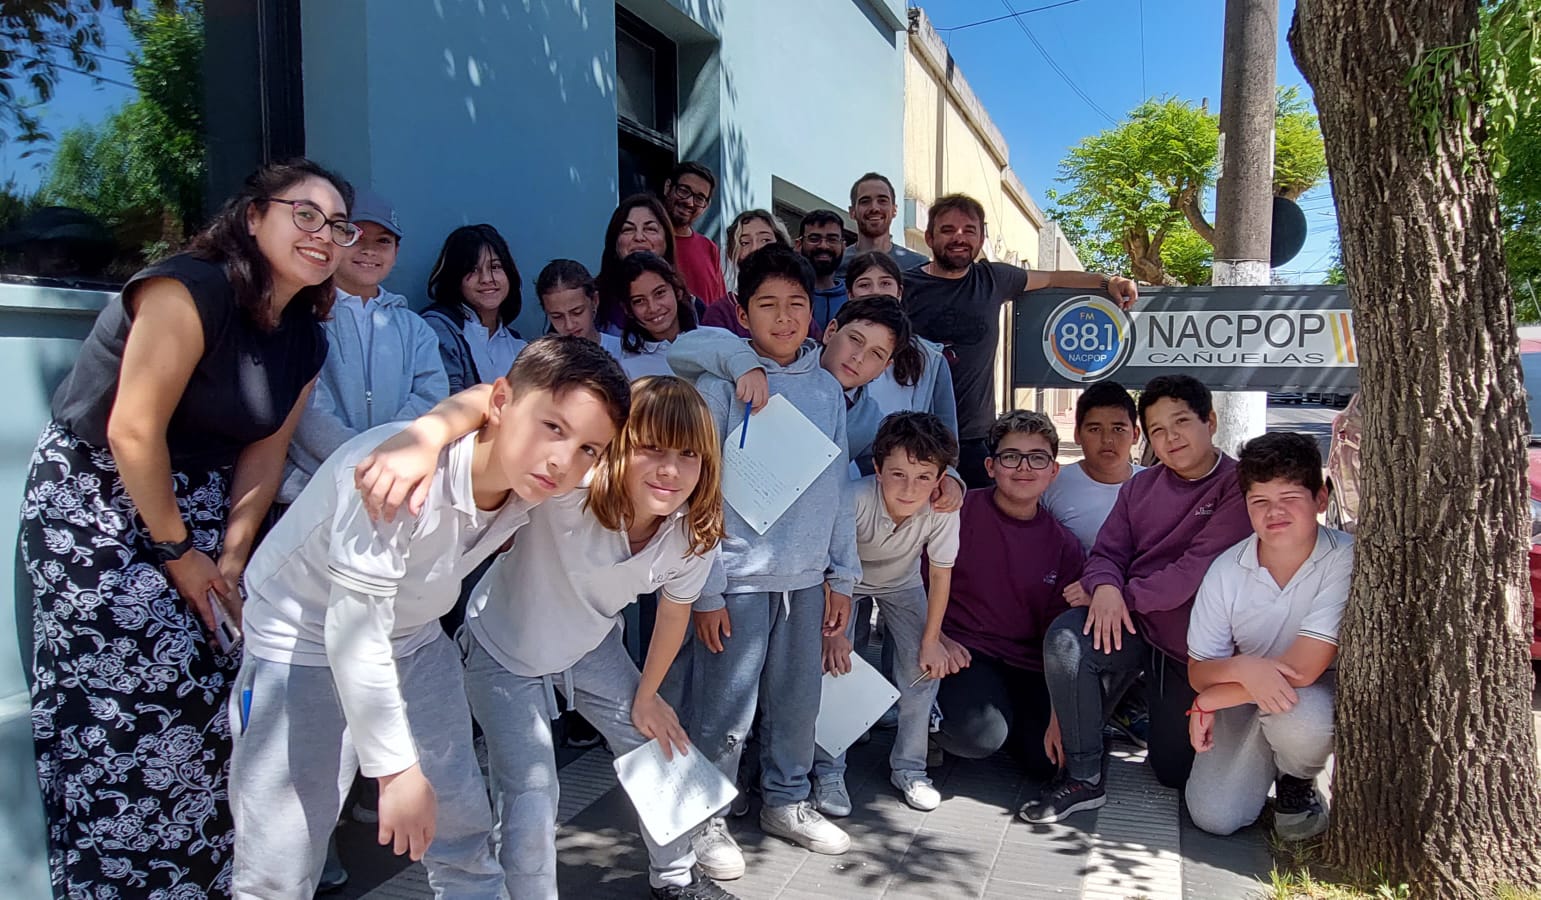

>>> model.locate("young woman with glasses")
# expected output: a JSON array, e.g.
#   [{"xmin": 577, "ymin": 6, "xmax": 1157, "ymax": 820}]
[{"xmin": 21, "ymin": 158, "xmax": 349, "ymax": 898}]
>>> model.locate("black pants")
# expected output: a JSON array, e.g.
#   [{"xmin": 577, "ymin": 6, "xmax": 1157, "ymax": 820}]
[
  {"xmin": 934, "ymin": 649, "xmax": 1058, "ymax": 784},
  {"xmin": 1043, "ymin": 607, "xmax": 1197, "ymax": 789},
  {"xmin": 958, "ymin": 437, "xmax": 993, "ymax": 490}
]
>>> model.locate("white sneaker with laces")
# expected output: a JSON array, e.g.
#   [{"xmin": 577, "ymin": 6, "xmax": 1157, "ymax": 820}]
[
  {"xmin": 759, "ymin": 801, "xmax": 851, "ymax": 855},
  {"xmin": 891, "ymin": 770, "xmax": 941, "ymax": 811},
  {"xmin": 691, "ymin": 817, "xmax": 745, "ymax": 881}
]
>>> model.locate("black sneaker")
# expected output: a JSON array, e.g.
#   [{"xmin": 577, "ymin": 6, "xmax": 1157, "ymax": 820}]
[
  {"xmin": 1273, "ymin": 774, "xmax": 1328, "ymax": 842},
  {"xmin": 1018, "ymin": 776, "xmax": 1106, "ymax": 824},
  {"xmin": 650, "ymin": 868, "xmax": 740, "ymax": 899}
]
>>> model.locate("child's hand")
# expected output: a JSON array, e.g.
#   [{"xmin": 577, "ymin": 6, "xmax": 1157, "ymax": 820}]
[
  {"xmin": 632, "ymin": 692, "xmax": 690, "ymax": 760},
  {"xmin": 823, "ymin": 590, "xmax": 852, "ymax": 636},
  {"xmin": 1062, "ymin": 580, "xmax": 1090, "ymax": 607},
  {"xmin": 918, "ymin": 637, "xmax": 949, "ymax": 680},
  {"xmin": 823, "ymin": 633, "xmax": 853, "ymax": 675},
  {"xmin": 735, "ymin": 368, "xmax": 770, "ymax": 413},
  {"xmin": 356, "ymin": 429, "xmax": 443, "ymax": 522},
  {"xmin": 1084, "ymin": 585, "xmax": 1135, "ymax": 653},
  {"xmin": 377, "ymin": 764, "xmax": 438, "ymax": 861},
  {"xmin": 938, "ymin": 632, "xmax": 972, "ymax": 672},
  {"xmin": 693, "ymin": 608, "xmax": 732, "ymax": 653},
  {"xmin": 929, "ymin": 474, "xmax": 965, "ymax": 513},
  {"xmin": 1044, "ymin": 710, "xmax": 1065, "ymax": 768},
  {"xmin": 1189, "ymin": 707, "xmax": 1215, "ymax": 753},
  {"xmin": 1236, "ymin": 657, "xmax": 1300, "ymax": 714}
]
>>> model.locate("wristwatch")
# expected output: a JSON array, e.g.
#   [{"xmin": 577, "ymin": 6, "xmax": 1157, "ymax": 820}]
[{"xmin": 149, "ymin": 534, "xmax": 194, "ymax": 564}]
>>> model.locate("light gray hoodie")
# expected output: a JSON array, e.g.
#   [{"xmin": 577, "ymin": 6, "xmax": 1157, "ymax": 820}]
[
  {"xmin": 279, "ymin": 288, "xmax": 450, "ymax": 503},
  {"xmin": 668, "ymin": 332, "xmax": 861, "ymax": 608}
]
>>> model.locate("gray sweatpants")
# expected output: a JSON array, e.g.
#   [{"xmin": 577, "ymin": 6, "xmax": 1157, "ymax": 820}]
[
  {"xmin": 462, "ymin": 624, "xmax": 696, "ymax": 897},
  {"xmin": 813, "ymin": 586, "xmax": 938, "ymax": 779},
  {"xmin": 1184, "ymin": 674, "xmax": 1336, "ymax": 836},
  {"xmin": 230, "ymin": 632, "xmax": 503, "ymax": 899}
]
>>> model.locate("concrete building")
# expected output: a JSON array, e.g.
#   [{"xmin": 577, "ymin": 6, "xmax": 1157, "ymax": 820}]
[
  {"xmin": 0, "ymin": 2, "xmax": 907, "ymax": 894},
  {"xmin": 901, "ymin": 7, "xmax": 1084, "ymax": 430}
]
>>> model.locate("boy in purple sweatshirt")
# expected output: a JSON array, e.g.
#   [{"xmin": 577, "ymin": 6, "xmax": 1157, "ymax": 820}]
[{"xmin": 1021, "ymin": 375, "xmax": 1251, "ymax": 824}]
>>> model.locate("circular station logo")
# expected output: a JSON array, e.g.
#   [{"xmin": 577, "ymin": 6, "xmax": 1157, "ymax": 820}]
[{"xmin": 1042, "ymin": 295, "xmax": 1135, "ymax": 383}]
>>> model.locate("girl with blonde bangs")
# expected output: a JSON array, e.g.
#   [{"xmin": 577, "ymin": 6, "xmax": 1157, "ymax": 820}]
[
  {"xmin": 588, "ymin": 374, "xmax": 725, "ymax": 558},
  {"xmin": 456, "ymin": 374, "xmax": 738, "ymax": 899}
]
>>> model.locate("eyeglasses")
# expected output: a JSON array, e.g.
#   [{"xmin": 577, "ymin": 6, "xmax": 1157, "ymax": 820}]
[
  {"xmin": 263, "ymin": 198, "xmax": 362, "ymax": 247},
  {"xmin": 669, "ymin": 183, "xmax": 710, "ymax": 207},
  {"xmin": 992, "ymin": 449, "xmax": 1055, "ymax": 470},
  {"xmin": 802, "ymin": 233, "xmax": 845, "ymax": 248}
]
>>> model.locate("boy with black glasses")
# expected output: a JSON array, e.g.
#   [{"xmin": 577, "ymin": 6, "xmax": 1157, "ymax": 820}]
[{"xmin": 926, "ymin": 411, "xmax": 1086, "ymax": 786}]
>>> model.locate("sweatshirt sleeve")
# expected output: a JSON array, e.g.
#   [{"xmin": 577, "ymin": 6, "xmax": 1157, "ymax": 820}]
[
  {"xmin": 667, "ymin": 327, "xmax": 764, "ymax": 384},
  {"xmin": 823, "ymin": 406, "xmax": 861, "ymax": 597},
  {"xmin": 929, "ymin": 350, "xmax": 960, "ymax": 438},
  {"xmin": 1123, "ymin": 486, "xmax": 1250, "ymax": 615},
  {"xmin": 292, "ymin": 377, "xmax": 358, "ymax": 470},
  {"xmin": 1078, "ymin": 481, "xmax": 1136, "ymax": 595},
  {"xmin": 324, "ymin": 582, "xmax": 417, "ymax": 776},
  {"xmin": 395, "ymin": 318, "xmax": 452, "ymax": 420}
]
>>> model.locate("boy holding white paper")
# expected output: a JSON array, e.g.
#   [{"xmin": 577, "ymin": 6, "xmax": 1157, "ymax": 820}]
[
  {"xmin": 817, "ymin": 412, "xmax": 961, "ymax": 814},
  {"xmin": 229, "ymin": 337, "xmax": 629, "ymax": 898},
  {"xmin": 668, "ymin": 244, "xmax": 861, "ymax": 880}
]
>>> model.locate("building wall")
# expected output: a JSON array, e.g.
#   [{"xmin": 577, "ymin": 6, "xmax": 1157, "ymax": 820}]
[
  {"xmin": 302, "ymin": 0, "xmax": 907, "ymax": 337},
  {"xmin": 902, "ymin": 6, "xmax": 1074, "ymax": 424}
]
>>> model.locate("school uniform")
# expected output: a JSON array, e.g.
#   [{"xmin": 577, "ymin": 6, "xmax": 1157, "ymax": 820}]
[
  {"xmin": 1184, "ymin": 527, "xmax": 1352, "ymax": 835},
  {"xmin": 461, "ymin": 488, "xmax": 720, "ymax": 896},
  {"xmin": 621, "ymin": 337, "xmax": 676, "ymax": 379},
  {"xmin": 668, "ymin": 334, "xmax": 861, "ymax": 812},
  {"xmin": 814, "ymin": 476, "xmax": 959, "ymax": 782},
  {"xmin": 232, "ymin": 424, "xmax": 527, "ymax": 899}
]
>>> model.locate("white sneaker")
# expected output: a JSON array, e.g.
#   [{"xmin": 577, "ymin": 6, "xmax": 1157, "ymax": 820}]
[
  {"xmin": 812, "ymin": 775, "xmax": 852, "ymax": 818},
  {"xmin": 759, "ymin": 801, "xmax": 851, "ymax": 855},
  {"xmin": 691, "ymin": 817, "xmax": 745, "ymax": 881},
  {"xmin": 891, "ymin": 770, "xmax": 941, "ymax": 811}
]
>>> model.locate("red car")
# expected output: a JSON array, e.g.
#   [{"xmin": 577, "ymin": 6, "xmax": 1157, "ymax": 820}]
[{"xmin": 1325, "ymin": 338, "xmax": 1541, "ymax": 660}]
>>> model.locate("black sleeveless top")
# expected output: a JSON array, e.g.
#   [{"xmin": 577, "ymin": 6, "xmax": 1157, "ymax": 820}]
[{"xmin": 51, "ymin": 254, "xmax": 328, "ymax": 469}]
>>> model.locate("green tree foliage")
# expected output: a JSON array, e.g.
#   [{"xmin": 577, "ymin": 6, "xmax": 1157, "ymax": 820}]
[
  {"xmin": 1049, "ymin": 88, "xmax": 1327, "ymax": 285},
  {"xmin": 0, "ymin": 0, "xmax": 136, "ymax": 151},
  {"xmin": 38, "ymin": 1, "xmax": 203, "ymax": 266},
  {"xmin": 1494, "ymin": 3, "xmax": 1541, "ymax": 321}
]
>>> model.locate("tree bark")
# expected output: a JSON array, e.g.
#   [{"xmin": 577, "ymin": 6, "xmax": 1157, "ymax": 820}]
[{"xmin": 1291, "ymin": 1, "xmax": 1541, "ymax": 895}]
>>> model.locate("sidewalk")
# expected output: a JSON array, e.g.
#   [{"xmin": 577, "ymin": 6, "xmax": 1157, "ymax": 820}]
[{"xmin": 339, "ymin": 727, "xmax": 1277, "ymax": 899}]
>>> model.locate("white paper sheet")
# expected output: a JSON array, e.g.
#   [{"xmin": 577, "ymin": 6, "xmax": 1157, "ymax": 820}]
[
  {"xmin": 612, "ymin": 740, "xmax": 738, "ymax": 847},
  {"xmin": 815, "ymin": 653, "xmax": 902, "ymax": 758},
  {"xmin": 721, "ymin": 393, "xmax": 840, "ymax": 534}
]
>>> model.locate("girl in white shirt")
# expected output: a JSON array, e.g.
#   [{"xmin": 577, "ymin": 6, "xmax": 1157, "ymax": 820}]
[
  {"xmin": 617, "ymin": 252, "xmax": 700, "ymax": 380},
  {"xmin": 421, "ymin": 224, "xmax": 528, "ymax": 391},
  {"xmin": 460, "ymin": 375, "xmax": 733, "ymax": 900}
]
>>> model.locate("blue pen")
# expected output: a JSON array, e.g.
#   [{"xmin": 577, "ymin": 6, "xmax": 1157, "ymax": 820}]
[
  {"xmin": 739, "ymin": 401, "xmax": 752, "ymax": 448},
  {"xmin": 240, "ymin": 687, "xmax": 252, "ymax": 733}
]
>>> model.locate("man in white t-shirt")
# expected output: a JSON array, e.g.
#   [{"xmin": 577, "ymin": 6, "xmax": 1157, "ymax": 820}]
[
  {"xmin": 1041, "ymin": 381, "xmax": 1143, "ymax": 553},
  {"xmin": 1184, "ymin": 432, "xmax": 1352, "ymax": 843}
]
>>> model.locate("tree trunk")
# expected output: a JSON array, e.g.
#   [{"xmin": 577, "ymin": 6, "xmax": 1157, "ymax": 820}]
[{"xmin": 1291, "ymin": 1, "xmax": 1541, "ymax": 895}]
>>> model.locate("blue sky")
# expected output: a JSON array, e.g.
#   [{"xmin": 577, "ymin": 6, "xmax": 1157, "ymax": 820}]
[{"xmin": 920, "ymin": 0, "xmax": 1340, "ymax": 282}]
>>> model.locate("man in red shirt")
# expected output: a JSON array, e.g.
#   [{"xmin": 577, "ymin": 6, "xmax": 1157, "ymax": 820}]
[{"xmin": 661, "ymin": 161, "xmax": 729, "ymax": 303}]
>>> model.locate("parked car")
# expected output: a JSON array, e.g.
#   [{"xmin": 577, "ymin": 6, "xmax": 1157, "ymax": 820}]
[
  {"xmin": 1324, "ymin": 339, "xmax": 1541, "ymax": 659},
  {"xmin": 1268, "ymin": 391, "xmax": 1304, "ymax": 405}
]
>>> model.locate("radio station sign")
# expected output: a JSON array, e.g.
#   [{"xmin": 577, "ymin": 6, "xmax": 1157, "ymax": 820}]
[{"xmin": 1014, "ymin": 285, "xmax": 1357, "ymax": 392}]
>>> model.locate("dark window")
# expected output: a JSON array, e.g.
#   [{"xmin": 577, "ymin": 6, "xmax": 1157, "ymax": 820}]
[
  {"xmin": 0, "ymin": 0, "xmax": 303, "ymax": 289},
  {"xmin": 615, "ymin": 8, "xmax": 676, "ymax": 198}
]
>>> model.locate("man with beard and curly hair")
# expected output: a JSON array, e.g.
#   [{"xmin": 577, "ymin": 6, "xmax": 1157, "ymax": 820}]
[{"xmin": 796, "ymin": 209, "xmax": 849, "ymax": 332}]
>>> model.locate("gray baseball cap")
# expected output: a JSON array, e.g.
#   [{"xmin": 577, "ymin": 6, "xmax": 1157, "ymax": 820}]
[{"xmin": 351, "ymin": 187, "xmax": 403, "ymax": 239}]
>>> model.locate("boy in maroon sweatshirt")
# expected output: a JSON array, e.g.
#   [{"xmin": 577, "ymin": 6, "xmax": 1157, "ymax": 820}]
[{"xmin": 1021, "ymin": 375, "xmax": 1252, "ymax": 824}]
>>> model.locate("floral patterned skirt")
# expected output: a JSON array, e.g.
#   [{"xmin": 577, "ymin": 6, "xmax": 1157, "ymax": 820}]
[{"xmin": 21, "ymin": 422, "xmax": 238, "ymax": 899}]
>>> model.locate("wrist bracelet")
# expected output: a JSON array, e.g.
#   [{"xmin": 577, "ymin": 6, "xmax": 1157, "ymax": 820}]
[
  {"xmin": 1185, "ymin": 704, "xmax": 1212, "ymax": 717},
  {"xmin": 1099, "ymin": 275, "xmax": 1110, "ymax": 294}
]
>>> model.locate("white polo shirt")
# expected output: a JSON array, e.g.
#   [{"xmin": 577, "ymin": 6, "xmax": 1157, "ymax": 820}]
[
  {"xmin": 852, "ymin": 475, "xmax": 960, "ymax": 595},
  {"xmin": 1041, "ymin": 460, "xmax": 1145, "ymax": 553},
  {"xmin": 621, "ymin": 338, "xmax": 675, "ymax": 380},
  {"xmin": 1187, "ymin": 526, "xmax": 1354, "ymax": 662},
  {"xmin": 467, "ymin": 487, "xmax": 720, "ymax": 677},
  {"xmin": 244, "ymin": 423, "xmax": 532, "ymax": 775}
]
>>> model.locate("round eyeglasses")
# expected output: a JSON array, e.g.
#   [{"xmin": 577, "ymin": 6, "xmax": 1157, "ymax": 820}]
[
  {"xmin": 263, "ymin": 198, "xmax": 362, "ymax": 247},
  {"xmin": 991, "ymin": 449, "xmax": 1055, "ymax": 470}
]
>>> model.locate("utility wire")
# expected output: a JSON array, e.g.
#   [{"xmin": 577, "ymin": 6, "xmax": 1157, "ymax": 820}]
[
  {"xmin": 937, "ymin": 0, "xmax": 1085, "ymax": 31},
  {"xmin": 997, "ymin": 0, "xmax": 1118, "ymax": 124}
]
